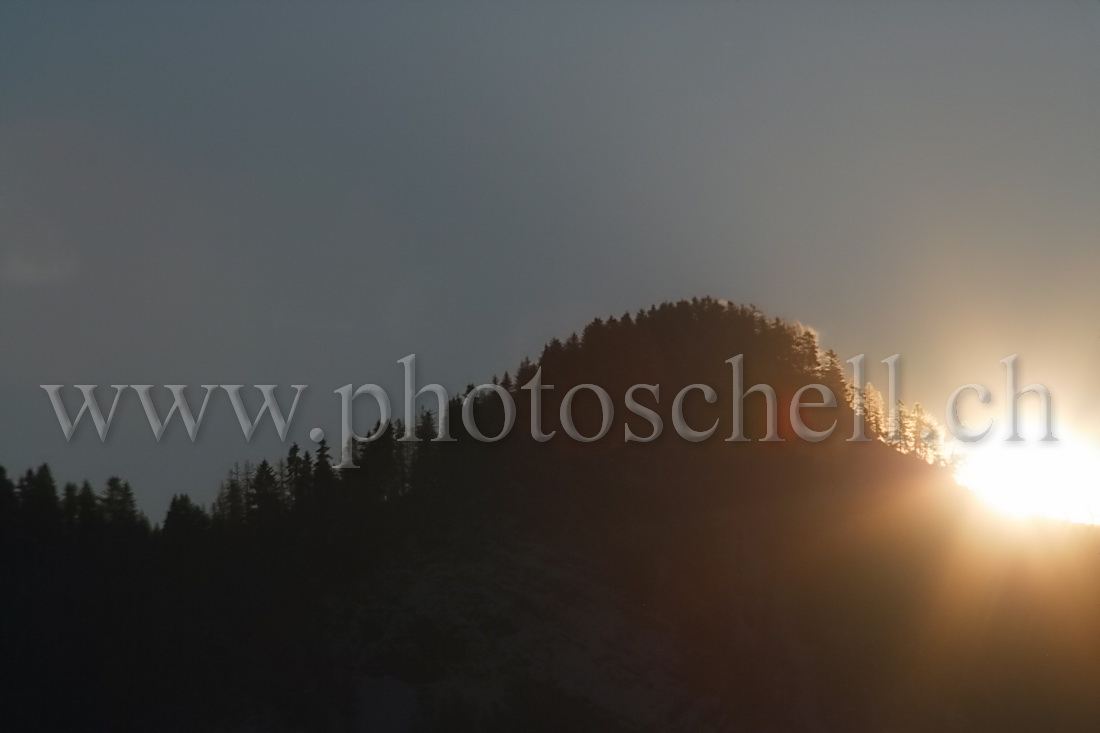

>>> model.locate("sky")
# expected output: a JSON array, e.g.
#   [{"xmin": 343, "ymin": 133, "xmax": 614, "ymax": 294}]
[{"xmin": 2, "ymin": 2, "xmax": 1098, "ymax": 518}]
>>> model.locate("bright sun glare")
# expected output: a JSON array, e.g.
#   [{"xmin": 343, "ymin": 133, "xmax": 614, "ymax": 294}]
[{"xmin": 954, "ymin": 430, "xmax": 1100, "ymax": 525}]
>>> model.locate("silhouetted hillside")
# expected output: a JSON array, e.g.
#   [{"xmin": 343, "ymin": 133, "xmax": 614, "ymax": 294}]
[{"xmin": 2, "ymin": 299, "xmax": 1098, "ymax": 731}]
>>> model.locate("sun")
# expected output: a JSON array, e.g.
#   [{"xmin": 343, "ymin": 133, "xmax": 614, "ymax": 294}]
[{"xmin": 954, "ymin": 431, "xmax": 1100, "ymax": 525}]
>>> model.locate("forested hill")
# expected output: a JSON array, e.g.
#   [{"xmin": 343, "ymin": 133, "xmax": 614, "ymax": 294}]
[{"xmin": 3, "ymin": 298, "xmax": 1096, "ymax": 731}]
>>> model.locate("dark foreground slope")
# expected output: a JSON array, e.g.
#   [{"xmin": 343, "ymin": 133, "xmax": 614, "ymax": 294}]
[{"xmin": 3, "ymin": 299, "xmax": 1100, "ymax": 731}]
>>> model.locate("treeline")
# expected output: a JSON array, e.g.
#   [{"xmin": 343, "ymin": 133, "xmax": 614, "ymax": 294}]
[
  {"xmin": 0, "ymin": 426, "xmax": 491, "ymax": 730},
  {"xmin": 0, "ymin": 465, "xmax": 150, "ymax": 545},
  {"xmin": 2, "ymin": 298, "xmax": 946, "ymax": 541}
]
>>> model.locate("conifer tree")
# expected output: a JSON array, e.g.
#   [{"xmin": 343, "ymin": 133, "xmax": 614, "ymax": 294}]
[
  {"xmin": 103, "ymin": 477, "xmax": 140, "ymax": 526},
  {"xmin": 247, "ymin": 459, "xmax": 282, "ymax": 523}
]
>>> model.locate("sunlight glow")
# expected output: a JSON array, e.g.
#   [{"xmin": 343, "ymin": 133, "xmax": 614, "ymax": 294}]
[{"xmin": 954, "ymin": 431, "xmax": 1100, "ymax": 525}]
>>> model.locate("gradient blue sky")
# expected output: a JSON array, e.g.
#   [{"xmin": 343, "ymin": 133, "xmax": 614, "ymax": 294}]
[{"xmin": 2, "ymin": 2, "xmax": 1098, "ymax": 517}]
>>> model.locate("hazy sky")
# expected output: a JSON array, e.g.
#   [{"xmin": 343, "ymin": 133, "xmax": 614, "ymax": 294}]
[{"xmin": 2, "ymin": 2, "xmax": 1098, "ymax": 517}]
